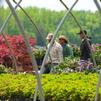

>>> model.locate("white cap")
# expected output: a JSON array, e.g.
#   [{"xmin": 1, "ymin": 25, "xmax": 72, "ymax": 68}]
[{"xmin": 46, "ymin": 33, "xmax": 53, "ymax": 40}]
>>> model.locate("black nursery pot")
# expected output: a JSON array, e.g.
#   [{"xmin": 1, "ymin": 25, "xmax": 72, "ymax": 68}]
[{"xmin": 36, "ymin": 57, "xmax": 44, "ymax": 66}]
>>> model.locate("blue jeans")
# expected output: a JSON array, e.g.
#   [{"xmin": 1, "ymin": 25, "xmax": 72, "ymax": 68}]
[{"xmin": 43, "ymin": 63, "xmax": 51, "ymax": 74}]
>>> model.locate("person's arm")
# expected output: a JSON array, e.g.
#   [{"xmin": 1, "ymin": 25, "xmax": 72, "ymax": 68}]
[
  {"xmin": 85, "ymin": 40, "xmax": 91, "ymax": 53},
  {"xmin": 58, "ymin": 46, "xmax": 63, "ymax": 63},
  {"xmin": 84, "ymin": 40, "xmax": 91, "ymax": 60},
  {"xmin": 45, "ymin": 44, "xmax": 51, "ymax": 65}
]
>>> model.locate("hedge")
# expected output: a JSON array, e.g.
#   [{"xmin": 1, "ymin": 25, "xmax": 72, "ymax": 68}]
[{"xmin": 0, "ymin": 73, "xmax": 101, "ymax": 101}]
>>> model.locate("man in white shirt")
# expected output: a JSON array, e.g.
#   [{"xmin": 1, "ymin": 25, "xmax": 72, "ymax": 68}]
[{"xmin": 44, "ymin": 33, "xmax": 63, "ymax": 73}]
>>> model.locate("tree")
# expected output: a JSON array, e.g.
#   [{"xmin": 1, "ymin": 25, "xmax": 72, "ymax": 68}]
[{"xmin": 1, "ymin": 7, "xmax": 101, "ymax": 45}]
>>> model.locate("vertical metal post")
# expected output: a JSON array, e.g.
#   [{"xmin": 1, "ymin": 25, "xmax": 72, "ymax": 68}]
[
  {"xmin": 34, "ymin": 0, "xmax": 78, "ymax": 101},
  {"xmin": 6, "ymin": 0, "xmax": 45, "ymax": 101}
]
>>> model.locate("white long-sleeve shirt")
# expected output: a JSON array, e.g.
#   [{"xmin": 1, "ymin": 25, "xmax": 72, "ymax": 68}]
[{"xmin": 47, "ymin": 42, "xmax": 63, "ymax": 64}]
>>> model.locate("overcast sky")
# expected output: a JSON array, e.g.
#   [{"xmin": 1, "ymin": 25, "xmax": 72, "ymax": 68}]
[{"xmin": 3, "ymin": 0, "xmax": 101, "ymax": 12}]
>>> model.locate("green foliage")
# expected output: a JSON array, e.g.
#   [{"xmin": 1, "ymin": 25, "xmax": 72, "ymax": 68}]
[
  {"xmin": 93, "ymin": 44, "xmax": 101, "ymax": 68},
  {"xmin": 0, "ymin": 65, "xmax": 12, "ymax": 74},
  {"xmin": 64, "ymin": 57, "xmax": 79, "ymax": 69},
  {"xmin": 0, "ymin": 73, "xmax": 101, "ymax": 101},
  {"xmin": 54, "ymin": 57, "xmax": 79, "ymax": 73},
  {"xmin": 0, "ymin": 65, "xmax": 6, "ymax": 74},
  {"xmin": 0, "ymin": 7, "xmax": 101, "ymax": 45},
  {"xmin": 73, "ymin": 47, "xmax": 80, "ymax": 57},
  {"xmin": 33, "ymin": 47, "xmax": 46, "ymax": 59}
]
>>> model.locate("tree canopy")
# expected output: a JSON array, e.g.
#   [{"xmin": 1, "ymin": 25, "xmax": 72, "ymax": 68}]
[{"xmin": 0, "ymin": 7, "xmax": 101, "ymax": 45}]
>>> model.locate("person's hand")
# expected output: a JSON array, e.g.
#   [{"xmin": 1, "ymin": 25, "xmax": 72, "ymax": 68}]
[{"xmin": 45, "ymin": 61, "xmax": 51, "ymax": 65}]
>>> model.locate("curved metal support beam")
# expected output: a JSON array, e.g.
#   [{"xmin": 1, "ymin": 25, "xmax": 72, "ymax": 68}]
[
  {"xmin": 94, "ymin": 0, "xmax": 101, "ymax": 15},
  {"xmin": 94, "ymin": 70, "xmax": 101, "ymax": 101},
  {"xmin": 6, "ymin": 0, "xmax": 45, "ymax": 101},
  {"xmin": 34, "ymin": 0, "xmax": 78, "ymax": 101},
  {"xmin": 61, "ymin": 1, "xmax": 101, "ymax": 101},
  {"xmin": 60, "ymin": 0, "xmax": 97, "ymax": 68},
  {"xmin": 13, "ymin": 0, "xmax": 46, "ymax": 46},
  {"xmin": 0, "ymin": 0, "xmax": 22, "ymax": 72},
  {"xmin": 0, "ymin": 0, "xmax": 22, "ymax": 33},
  {"xmin": 93, "ymin": 0, "xmax": 101, "ymax": 101},
  {"xmin": 60, "ymin": 0, "xmax": 82, "ymax": 30},
  {"xmin": 41, "ymin": 0, "xmax": 78, "ymax": 74},
  {"xmin": 12, "ymin": 2, "xmax": 53, "ymax": 100}
]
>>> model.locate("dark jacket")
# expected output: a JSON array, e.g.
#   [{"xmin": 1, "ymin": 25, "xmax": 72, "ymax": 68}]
[{"xmin": 80, "ymin": 39, "xmax": 91, "ymax": 61}]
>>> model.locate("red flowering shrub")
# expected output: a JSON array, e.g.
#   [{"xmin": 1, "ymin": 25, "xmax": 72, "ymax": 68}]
[{"xmin": 0, "ymin": 34, "xmax": 36, "ymax": 71}]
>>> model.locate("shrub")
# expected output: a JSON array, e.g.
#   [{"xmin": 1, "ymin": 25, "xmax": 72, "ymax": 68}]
[
  {"xmin": 0, "ymin": 65, "xmax": 6, "ymax": 74},
  {"xmin": 73, "ymin": 47, "xmax": 80, "ymax": 57},
  {"xmin": 0, "ymin": 73, "xmax": 100, "ymax": 101},
  {"xmin": 54, "ymin": 57, "xmax": 79, "ymax": 73},
  {"xmin": 0, "ymin": 65, "xmax": 12, "ymax": 74},
  {"xmin": 0, "ymin": 35, "xmax": 36, "ymax": 69},
  {"xmin": 93, "ymin": 44, "xmax": 101, "ymax": 68}
]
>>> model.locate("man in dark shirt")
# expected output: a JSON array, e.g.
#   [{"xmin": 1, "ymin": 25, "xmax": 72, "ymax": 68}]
[{"xmin": 78, "ymin": 30, "xmax": 92, "ymax": 71}]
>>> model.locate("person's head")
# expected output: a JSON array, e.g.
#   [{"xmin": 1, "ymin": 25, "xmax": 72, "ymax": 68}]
[
  {"xmin": 59, "ymin": 35, "xmax": 68, "ymax": 45},
  {"xmin": 46, "ymin": 33, "xmax": 53, "ymax": 43},
  {"xmin": 78, "ymin": 30, "xmax": 87, "ymax": 40}
]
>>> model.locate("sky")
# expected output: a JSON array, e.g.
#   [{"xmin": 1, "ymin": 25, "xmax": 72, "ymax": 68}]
[{"xmin": 2, "ymin": 0, "xmax": 101, "ymax": 12}]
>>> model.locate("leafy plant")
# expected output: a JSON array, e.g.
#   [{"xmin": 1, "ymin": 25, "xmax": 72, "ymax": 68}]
[
  {"xmin": 93, "ymin": 44, "xmax": 101, "ymax": 68},
  {"xmin": 33, "ymin": 47, "xmax": 45, "ymax": 59},
  {"xmin": 54, "ymin": 57, "xmax": 79, "ymax": 73},
  {"xmin": 0, "ymin": 65, "xmax": 12, "ymax": 74},
  {"xmin": 73, "ymin": 47, "xmax": 80, "ymax": 57},
  {"xmin": 0, "ymin": 73, "xmax": 101, "ymax": 101},
  {"xmin": 33, "ymin": 47, "xmax": 46, "ymax": 66},
  {"xmin": 0, "ymin": 35, "xmax": 36, "ymax": 69}
]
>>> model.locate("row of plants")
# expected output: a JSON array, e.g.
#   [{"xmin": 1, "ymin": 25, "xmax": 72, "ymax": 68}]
[
  {"xmin": 33, "ymin": 44, "xmax": 101, "ymax": 70},
  {"xmin": 0, "ymin": 73, "xmax": 100, "ymax": 101},
  {"xmin": 53, "ymin": 44, "xmax": 101, "ymax": 73},
  {"xmin": 0, "ymin": 34, "xmax": 101, "ymax": 72},
  {"xmin": 33, "ymin": 43, "xmax": 101, "ymax": 72},
  {"xmin": 93, "ymin": 44, "xmax": 101, "ymax": 67}
]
